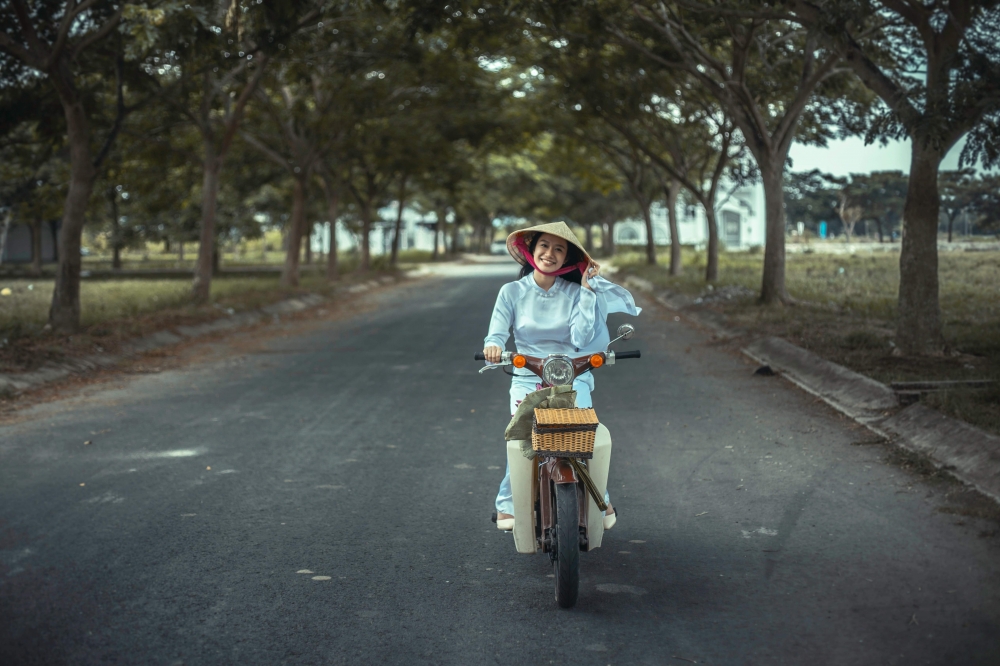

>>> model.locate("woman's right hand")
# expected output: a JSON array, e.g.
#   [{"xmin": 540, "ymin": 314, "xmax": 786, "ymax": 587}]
[{"xmin": 483, "ymin": 345, "xmax": 503, "ymax": 364}]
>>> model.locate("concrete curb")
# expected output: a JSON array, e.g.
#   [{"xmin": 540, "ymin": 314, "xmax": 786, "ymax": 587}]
[
  {"xmin": 743, "ymin": 337, "xmax": 898, "ymax": 423},
  {"xmin": 626, "ymin": 276, "xmax": 1000, "ymax": 504},
  {"xmin": 0, "ymin": 277, "xmax": 403, "ymax": 398},
  {"xmin": 623, "ymin": 275, "xmax": 734, "ymax": 339}
]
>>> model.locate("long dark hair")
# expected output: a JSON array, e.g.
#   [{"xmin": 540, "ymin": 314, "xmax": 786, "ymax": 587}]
[{"xmin": 516, "ymin": 232, "xmax": 584, "ymax": 284}]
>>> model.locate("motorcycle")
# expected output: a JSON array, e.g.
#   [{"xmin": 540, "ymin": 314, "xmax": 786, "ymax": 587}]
[{"xmin": 475, "ymin": 324, "xmax": 640, "ymax": 608}]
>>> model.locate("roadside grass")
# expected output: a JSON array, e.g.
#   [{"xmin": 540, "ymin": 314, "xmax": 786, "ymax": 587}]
[
  {"xmin": 614, "ymin": 248, "xmax": 1000, "ymax": 436},
  {"xmin": 2, "ymin": 247, "xmax": 441, "ymax": 275},
  {"xmin": 0, "ymin": 268, "xmax": 401, "ymax": 374}
]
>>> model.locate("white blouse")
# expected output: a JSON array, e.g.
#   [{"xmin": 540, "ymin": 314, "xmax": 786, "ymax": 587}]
[{"xmin": 484, "ymin": 274, "xmax": 641, "ymax": 378}]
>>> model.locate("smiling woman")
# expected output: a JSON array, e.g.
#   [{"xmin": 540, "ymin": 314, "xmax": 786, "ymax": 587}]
[{"xmin": 482, "ymin": 221, "xmax": 642, "ymax": 531}]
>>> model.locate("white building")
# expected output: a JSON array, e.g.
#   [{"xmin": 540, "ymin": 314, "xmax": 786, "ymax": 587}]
[
  {"xmin": 312, "ymin": 181, "xmax": 768, "ymax": 256},
  {"xmin": 614, "ymin": 181, "xmax": 766, "ymax": 250},
  {"xmin": 311, "ymin": 204, "xmax": 446, "ymax": 256}
]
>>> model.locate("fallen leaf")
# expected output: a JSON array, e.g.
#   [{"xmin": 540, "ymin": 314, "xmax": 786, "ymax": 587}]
[
  {"xmin": 312, "ymin": 575, "xmax": 331, "ymax": 581},
  {"xmin": 84, "ymin": 440, "xmax": 92, "ymax": 446},
  {"xmin": 79, "ymin": 483, "xmax": 85, "ymax": 487},
  {"xmin": 206, "ymin": 466, "xmax": 211, "ymax": 471},
  {"xmin": 296, "ymin": 569, "xmax": 314, "ymax": 574},
  {"xmin": 0, "ymin": 288, "xmax": 10, "ymax": 296},
  {"xmin": 695, "ymin": 511, "xmax": 708, "ymax": 517}
]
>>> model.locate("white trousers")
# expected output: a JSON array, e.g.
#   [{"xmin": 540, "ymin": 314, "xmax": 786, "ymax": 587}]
[{"xmin": 495, "ymin": 375, "xmax": 610, "ymax": 516}]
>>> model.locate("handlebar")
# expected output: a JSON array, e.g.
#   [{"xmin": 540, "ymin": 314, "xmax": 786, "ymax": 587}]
[{"xmin": 475, "ymin": 350, "xmax": 640, "ymax": 361}]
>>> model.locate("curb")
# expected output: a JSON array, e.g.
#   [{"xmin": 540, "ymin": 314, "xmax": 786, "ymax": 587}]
[
  {"xmin": 623, "ymin": 276, "xmax": 733, "ymax": 339},
  {"xmin": 625, "ymin": 276, "xmax": 1000, "ymax": 504},
  {"xmin": 0, "ymin": 274, "xmax": 407, "ymax": 398}
]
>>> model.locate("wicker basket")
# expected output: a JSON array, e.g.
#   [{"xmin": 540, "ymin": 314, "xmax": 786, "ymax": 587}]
[{"xmin": 531, "ymin": 408, "xmax": 599, "ymax": 459}]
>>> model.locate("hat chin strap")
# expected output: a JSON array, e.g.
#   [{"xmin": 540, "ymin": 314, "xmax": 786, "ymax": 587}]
[{"xmin": 514, "ymin": 236, "xmax": 588, "ymax": 277}]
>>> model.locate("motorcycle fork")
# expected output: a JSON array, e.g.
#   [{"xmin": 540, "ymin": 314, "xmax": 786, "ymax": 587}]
[{"xmin": 536, "ymin": 457, "xmax": 587, "ymax": 553}]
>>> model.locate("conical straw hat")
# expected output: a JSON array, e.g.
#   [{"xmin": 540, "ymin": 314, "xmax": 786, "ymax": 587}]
[{"xmin": 505, "ymin": 221, "xmax": 593, "ymax": 267}]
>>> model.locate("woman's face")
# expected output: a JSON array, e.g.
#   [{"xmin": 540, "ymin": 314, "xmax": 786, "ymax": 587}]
[{"xmin": 532, "ymin": 233, "xmax": 569, "ymax": 272}]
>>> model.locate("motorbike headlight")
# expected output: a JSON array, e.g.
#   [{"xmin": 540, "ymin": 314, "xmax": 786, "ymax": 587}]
[{"xmin": 542, "ymin": 356, "xmax": 574, "ymax": 386}]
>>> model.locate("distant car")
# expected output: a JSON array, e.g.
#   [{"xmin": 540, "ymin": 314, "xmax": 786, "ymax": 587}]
[{"xmin": 490, "ymin": 239, "xmax": 508, "ymax": 255}]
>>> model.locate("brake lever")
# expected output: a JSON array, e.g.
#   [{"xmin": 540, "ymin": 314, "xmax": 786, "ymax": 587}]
[{"xmin": 478, "ymin": 363, "xmax": 506, "ymax": 374}]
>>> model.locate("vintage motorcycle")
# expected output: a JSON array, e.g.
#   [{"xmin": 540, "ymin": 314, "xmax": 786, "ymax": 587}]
[{"xmin": 475, "ymin": 324, "xmax": 640, "ymax": 608}]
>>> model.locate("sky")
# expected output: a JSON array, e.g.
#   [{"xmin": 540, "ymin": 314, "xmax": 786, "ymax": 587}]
[{"xmin": 787, "ymin": 136, "xmax": 969, "ymax": 177}]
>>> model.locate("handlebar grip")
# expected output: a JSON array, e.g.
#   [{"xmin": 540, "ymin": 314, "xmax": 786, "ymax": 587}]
[
  {"xmin": 616, "ymin": 350, "xmax": 641, "ymax": 359},
  {"xmin": 474, "ymin": 352, "xmax": 486, "ymax": 361}
]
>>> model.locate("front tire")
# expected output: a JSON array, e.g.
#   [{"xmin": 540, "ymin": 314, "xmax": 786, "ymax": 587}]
[{"xmin": 553, "ymin": 482, "xmax": 580, "ymax": 608}]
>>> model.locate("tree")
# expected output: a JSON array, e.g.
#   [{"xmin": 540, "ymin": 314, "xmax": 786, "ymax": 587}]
[
  {"xmin": 148, "ymin": 1, "xmax": 321, "ymax": 300},
  {"xmin": 783, "ymin": 0, "xmax": 1000, "ymax": 353},
  {"xmin": 0, "ymin": 1, "xmax": 138, "ymax": 330},
  {"xmin": 826, "ymin": 174, "xmax": 865, "ymax": 242},
  {"xmin": 606, "ymin": 2, "xmax": 863, "ymax": 303},
  {"xmin": 852, "ymin": 170, "xmax": 908, "ymax": 242},
  {"xmin": 0, "ymin": 84, "xmax": 63, "ymax": 274},
  {"xmin": 965, "ymin": 174, "xmax": 1000, "ymax": 233},
  {"xmin": 784, "ymin": 169, "xmax": 839, "ymax": 235},
  {"xmin": 585, "ymin": 128, "xmax": 661, "ymax": 265},
  {"xmin": 534, "ymin": 12, "xmax": 748, "ymax": 279},
  {"xmin": 939, "ymin": 169, "xmax": 978, "ymax": 242},
  {"xmin": 240, "ymin": 65, "xmax": 325, "ymax": 286}
]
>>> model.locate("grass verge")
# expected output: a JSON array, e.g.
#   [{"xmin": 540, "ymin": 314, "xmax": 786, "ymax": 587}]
[
  {"xmin": 0, "ymin": 269, "xmax": 398, "ymax": 375},
  {"xmin": 614, "ymin": 248, "xmax": 1000, "ymax": 436}
]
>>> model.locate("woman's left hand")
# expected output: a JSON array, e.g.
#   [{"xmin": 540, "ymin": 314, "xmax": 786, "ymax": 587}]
[{"xmin": 581, "ymin": 261, "xmax": 601, "ymax": 290}]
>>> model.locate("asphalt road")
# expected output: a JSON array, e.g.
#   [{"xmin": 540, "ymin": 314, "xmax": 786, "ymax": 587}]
[{"xmin": 1, "ymin": 261, "xmax": 999, "ymax": 665}]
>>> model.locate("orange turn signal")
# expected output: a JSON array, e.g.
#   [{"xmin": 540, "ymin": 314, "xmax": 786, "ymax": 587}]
[
  {"xmin": 590, "ymin": 354, "xmax": 604, "ymax": 368},
  {"xmin": 512, "ymin": 354, "xmax": 527, "ymax": 368}
]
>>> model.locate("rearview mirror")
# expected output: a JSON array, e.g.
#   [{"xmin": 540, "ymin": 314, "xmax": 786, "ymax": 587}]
[{"xmin": 616, "ymin": 324, "xmax": 635, "ymax": 341}]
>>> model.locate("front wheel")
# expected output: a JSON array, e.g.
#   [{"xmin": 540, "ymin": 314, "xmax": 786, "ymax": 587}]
[{"xmin": 553, "ymin": 482, "xmax": 580, "ymax": 608}]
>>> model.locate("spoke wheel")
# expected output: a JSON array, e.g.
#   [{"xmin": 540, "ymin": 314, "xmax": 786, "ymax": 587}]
[{"xmin": 553, "ymin": 482, "xmax": 580, "ymax": 608}]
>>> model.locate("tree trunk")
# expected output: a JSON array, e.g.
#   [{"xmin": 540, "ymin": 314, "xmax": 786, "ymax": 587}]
[
  {"xmin": 451, "ymin": 216, "xmax": 460, "ymax": 254},
  {"xmin": 192, "ymin": 146, "xmax": 221, "ymax": 302},
  {"xmin": 163, "ymin": 237, "xmax": 171, "ymax": 253},
  {"xmin": 109, "ymin": 187, "xmax": 122, "ymax": 270},
  {"xmin": 603, "ymin": 220, "xmax": 616, "ymax": 258},
  {"xmin": 875, "ymin": 217, "xmax": 884, "ymax": 243},
  {"xmin": 212, "ymin": 245, "xmax": 220, "ymax": 275},
  {"xmin": 358, "ymin": 200, "xmax": 371, "ymax": 272},
  {"xmin": 31, "ymin": 214, "xmax": 43, "ymax": 276},
  {"xmin": 432, "ymin": 208, "xmax": 446, "ymax": 260},
  {"xmin": 49, "ymin": 68, "xmax": 96, "ymax": 332},
  {"xmin": 947, "ymin": 213, "xmax": 956, "ymax": 243},
  {"xmin": 758, "ymin": 163, "xmax": 789, "ymax": 304},
  {"xmin": 584, "ymin": 224, "xmax": 594, "ymax": 253},
  {"xmin": 179, "ymin": 241, "xmax": 185, "ymax": 261},
  {"xmin": 0, "ymin": 209, "xmax": 12, "ymax": 266},
  {"xmin": 640, "ymin": 201, "xmax": 656, "ymax": 265},
  {"xmin": 304, "ymin": 223, "xmax": 312, "ymax": 265},
  {"xmin": 703, "ymin": 203, "xmax": 719, "ymax": 283},
  {"xmin": 896, "ymin": 142, "xmax": 944, "ymax": 355},
  {"xmin": 282, "ymin": 176, "xmax": 306, "ymax": 286},
  {"xmin": 390, "ymin": 175, "xmax": 407, "ymax": 267},
  {"xmin": 665, "ymin": 179, "xmax": 682, "ymax": 276},
  {"xmin": 324, "ymin": 186, "xmax": 339, "ymax": 281}
]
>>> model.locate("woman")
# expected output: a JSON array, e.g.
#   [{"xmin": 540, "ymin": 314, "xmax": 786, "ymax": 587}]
[{"xmin": 483, "ymin": 221, "xmax": 641, "ymax": 532}]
